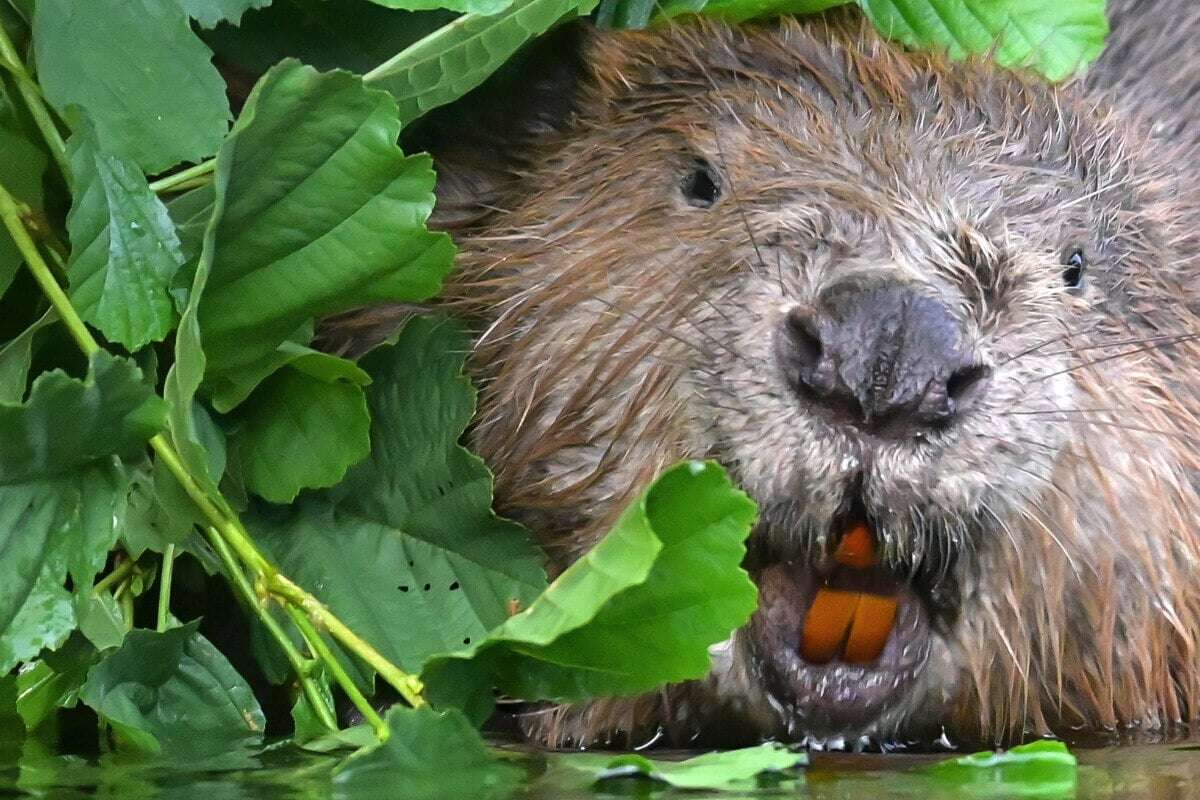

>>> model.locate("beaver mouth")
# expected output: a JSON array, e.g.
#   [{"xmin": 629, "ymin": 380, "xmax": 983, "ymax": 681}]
[{"xmin": 748, "ymin": 505, "xmax": 938, "ymax": 736}]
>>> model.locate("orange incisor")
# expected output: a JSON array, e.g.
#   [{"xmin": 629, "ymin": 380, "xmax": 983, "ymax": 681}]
[{"xmin": 799, "ymin": 521, "xmax": 899, "ymax": 665}]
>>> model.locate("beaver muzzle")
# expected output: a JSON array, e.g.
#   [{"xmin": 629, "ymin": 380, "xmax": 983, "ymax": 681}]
[{"xmin": 749, "ymin": 513, "xmax": 936, "ymax": 735}]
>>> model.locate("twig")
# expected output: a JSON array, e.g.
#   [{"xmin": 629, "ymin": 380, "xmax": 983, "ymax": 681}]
[
  {"xmin": 285, "ymin": 606, "xmax": 389, "ymax": 741},
  {"xmin": 0, "ymin": 24, "xmax": 69, "ymax": 177},
  {"xmin": 149, "ymin": 159, "xmax": 215, "ymax": 194},
  {"xmin": 156, "ymin": 544, "xmax": 176, "ymax": 632}
]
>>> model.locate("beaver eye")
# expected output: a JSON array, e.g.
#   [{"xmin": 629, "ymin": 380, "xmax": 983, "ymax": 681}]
[
  {"xmin": 681, "ymin": 160, "xmax": 721, "ymax": 208},
  {"xmin": 1062, "ymin": 248, "xmax": 1087, "ymax": 289}
]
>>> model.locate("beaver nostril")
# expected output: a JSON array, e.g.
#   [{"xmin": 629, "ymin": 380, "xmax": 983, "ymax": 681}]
[
  {"xmin": 784, "ymin": 308, "xmax": 823, "ymax": 371},
  {"xmin": 945, "ymin": 363, "xmax": 992, "ymax": 408}
]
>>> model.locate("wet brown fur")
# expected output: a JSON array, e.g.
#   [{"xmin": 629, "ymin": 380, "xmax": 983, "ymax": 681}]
[{"xmin": 331, "ymin": 8, "xmax": 1200, "ymax": 748}]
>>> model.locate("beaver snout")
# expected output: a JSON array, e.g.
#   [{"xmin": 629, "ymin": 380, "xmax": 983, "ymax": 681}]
[{"xmin": 776, "ymin": 283, "xmax": 991, "ymax": 437}]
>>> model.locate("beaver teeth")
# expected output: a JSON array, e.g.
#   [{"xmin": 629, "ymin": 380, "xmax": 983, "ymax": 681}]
[{"xmin": 800, "ymin": 519, "xmax": 899, "ymax": 664}]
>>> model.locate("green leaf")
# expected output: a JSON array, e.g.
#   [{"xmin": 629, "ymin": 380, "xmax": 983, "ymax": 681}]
[
  {"xmin": 227, "ymin": 364, "xmax": 371, "ymax": 503},
  {"xmin": 558, "ymin": 743, "xmax": 807, "ymax": 791},
  {"xmin": 204, "ymin": 0, "xmax": 455, "ymax": 78},
  {"xmin": 0, "ymin": 352, "xmax": 166, "ymax": 482},
  {"xmin": 289, "ymin": 672, "xmax": 335, "ymax": 744},
  {"xmin": 78, "ymin": 624, "xmax": 265, "ymax": 761},
  {"xmin": 423, "ymin": 459, "xmax": 757, "ymax": 716},
  {"xmin": 195, "ymin": 59, "xmax": 453, "ymax": 387},
  {"xmin": 366, "ymin": 0, "xmax": 513, "ymax": 15},
  {"xmin": 250, "ymin": 317, "xmax": 546, "ymax": 677},
  {"xmin": 210, "ymin": 332, "xmax": 371, "ymax": 413},
  {"xmin": 0, "ymin": 572, "xmax": 73, "ymax": 672},
  {"xmin": 16, "ymin": 635, "xmax": 98, "ymax": 730},
  {"xmin": 33, "ymin": 0, "xmax": 231, "ymax": 173},
  {"xmin": 163, "ymin": 166, "xmax": 224, "ymax": 499},
  {"xmin": 75, "ymin": 592, "xmax": 126, "ymax": 653},
  {"xmin": 65, "ymin": 120, "xmax": 185, "ymax": 351},
  {"xmin": 178, "ymin": 0, "xmax": 274, "ymax": 27},
  {"xmin": 651, "ymin": 0, "xmax": 843, "ymax": 24},
  {"xmin": 0, "ymin": 127, "xmax": 46, "ymax": 299},
  {"xmin": 0, "ymin": 353, "xmax": 162, "ymax": 671},
  {"xmin": 121, "ymin": 459, "xmax": 200, "ymax": 558},
  {"xmin": 0, "ymin": 310, "xmax": 56, "ymax": 404},
  {"xmin": 332, "ymin": 706, "xmax": 520, "ymax": 800},
  {"xmin": 858, "ymin": 0, "xmax": 1109, "ymax": 81},
  {"xmin": 924, "ymin": 740, "xmax": 1077, "ymax": 796},
  {"xmin": 364, "ymin": 0, "xmax": 601, "ymax": 125}
]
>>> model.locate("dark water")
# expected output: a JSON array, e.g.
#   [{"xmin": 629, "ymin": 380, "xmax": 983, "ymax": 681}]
[{"xmin": 4, "ymin": 740, "xmax": 1199, "ymax": 799}]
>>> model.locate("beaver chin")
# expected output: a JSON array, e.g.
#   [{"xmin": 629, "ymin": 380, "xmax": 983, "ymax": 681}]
[{"xmin": 746, "ymin": 499, "xmax": 954, "ymax": 740}]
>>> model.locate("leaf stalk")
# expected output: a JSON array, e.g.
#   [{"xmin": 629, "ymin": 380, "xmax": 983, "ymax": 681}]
[
  {"xmin": 0, "ymin": 23, "xmax": 70, "ymax": 177},
  {"xmin": 285, "ymin": 605, "xmax": 390, "ymax": 742},
  {"xmin": 156, "ymin": 544, "xmax": 175, "ymax": 632}
]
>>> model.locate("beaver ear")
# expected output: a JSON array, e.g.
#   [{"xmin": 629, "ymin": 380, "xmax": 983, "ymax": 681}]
[{"xmin": 401, "ymin": 23, "xmax": 594, "ymax": 228}]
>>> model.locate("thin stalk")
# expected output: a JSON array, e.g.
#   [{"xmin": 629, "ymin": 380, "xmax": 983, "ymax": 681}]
[
  {"xmin": 269, "ymin": 574, "xmax": 425, "ymax": 708},
  {"xmin": 117, "ymin": 586, "xmax": 135, "ymax": 632},
  {"xmin": 0, "ymin": 183, "xmax": 97, "ymax": 355},
  {"xmin": 156, "ymin": 544, "xmax": 175, "ymax": 632},
  {"xmin": 148, "ymin": 159, "xmax": 215, "ymax": 195},
  {"xmin": 92, "ymin": 557, "xmax": 135, "ymax": 595},
  {"xmin": 285, "ymin": 606, "xmax": 389, "ymax": 742},
  {"xmin": 0, "ymin": 25, "xmax": 69, "ymax": 177},
  {"xmin": 205, "ymin": 526, "xmax": 338, "ymax": 735}
]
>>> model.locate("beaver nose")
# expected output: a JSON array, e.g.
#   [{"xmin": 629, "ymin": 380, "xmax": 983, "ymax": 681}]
[{"xmin": 775, "ymin": 285, "xmax": 990, "ymax": 434}]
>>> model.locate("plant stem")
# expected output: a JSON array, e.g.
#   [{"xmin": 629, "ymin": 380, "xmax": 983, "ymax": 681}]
[
  {"xmin": 93, "ymin": 557, "xmax": 135, "ymax": 595},
  {"xmin": 0, "ymin": 176, "xmax": 425, "ymax": 732},
  {"xmin": 149, "ymin": 159, "xmax": 215, "ymax": 194},
  {"xmin": 118, "ymin": 586, "xmax": 135, "ymax": 632},
  {"xmin": 269, "ymin": 574, "xmax": 426, "ymax": 708},
  {"xmin": 285, "ymin": 606, "xmax": 389, "ymax": 742},
  {"xmin": 0, "ymin": 24, "xmax": 69, "ymax": 178},
  {"xmin": 0, "ymin": 184, "xmax": 97, "ymax": 355},
  {"xmin": 204, "ymin": 526, "xmax": 338, "ymax": 734},
  {"xmin": 156, "ymin": 544, "xmax": 175, "ymax": 632}
]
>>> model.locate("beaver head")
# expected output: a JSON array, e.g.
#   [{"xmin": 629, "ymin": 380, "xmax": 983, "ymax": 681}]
[{"xmin": 349, "ymin": 14, "xmax": 1200, "ymax": 747}]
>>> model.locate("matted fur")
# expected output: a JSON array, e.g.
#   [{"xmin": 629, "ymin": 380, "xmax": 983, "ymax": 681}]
[{"xmin": 331, "ymin": 11, "xmax": 1200, "ymax": 748}]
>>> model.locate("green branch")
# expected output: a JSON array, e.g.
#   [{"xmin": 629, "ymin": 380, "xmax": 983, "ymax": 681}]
[
  {"xmin": 156, "ymin": 544, "xmax": 176, "ymax": 633},
  {"xmin": 93, "ymin": 557, "xmax": 136, "ymax": 595},
  {"xmin": 0, "ymin": 23, "xmax": 69, "ymax": 178},
  {"xmin": 0, "ymin": 177, "xmax": 424, "ymax": 740},
  {"xmin": 285, "ymin": 606, "xmax": 389, "ymax": 741},
  {"xmin": 206, "ymin": 525, "xmax": 338, "ymax": 735},
  {"xmin": 148, "ymin": 158, "xmax": 215, "ymax": 194}
]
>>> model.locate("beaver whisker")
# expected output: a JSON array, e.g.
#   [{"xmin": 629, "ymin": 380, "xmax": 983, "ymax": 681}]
[
  {"xmin": 993, "ymin": 322, "xmax": 1104, "ymax": 368},
  {"xmin": 1033, "ymin": 337, "xmax": 1200, "ymax": 382},
  {"xmin": 1037, "ymin": 330, "xmax": 1200, "ymax": 358},
  {"xmin": 708, "ymin": 122, "xmax": 780, "ymax": 293}
]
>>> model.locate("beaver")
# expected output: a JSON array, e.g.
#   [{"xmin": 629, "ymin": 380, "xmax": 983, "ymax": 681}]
[{"xmin": 331, "ymin": 0, "xmax": 1200, "ymax": 748}]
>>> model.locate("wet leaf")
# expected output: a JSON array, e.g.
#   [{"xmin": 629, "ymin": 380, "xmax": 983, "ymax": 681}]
[
  {"xmin": 333, "ymin": 706, "xmax": 520, "ymax": 800},
  {"xmin": 179, "ymin": 0, "xmax": 274, "ymax": 27},
  {"xmin": 79, "ymin": 624, "xmax": 265, "ymax": 761},
  {"xmin": 924, "ymin": 740, "xmax": 1077, "ymax": 796},
  {"xmin": 0, "ymin": 353, "xmax": 163, "ymax": 671},
  {"xmin": 0, "ymin": 127, "xmax": 46, "ymax": 300},
  {"xmin": 65, "ymin": 120, "xmax": 184, "ymax": 351},
  {"xmin": 558, "ymin": 743, "xmax": 807, "ymax": 791}
]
